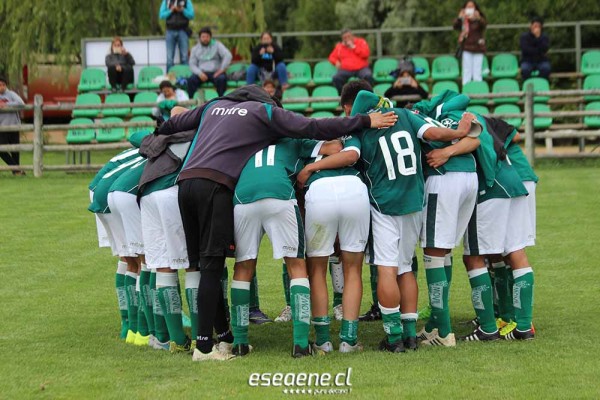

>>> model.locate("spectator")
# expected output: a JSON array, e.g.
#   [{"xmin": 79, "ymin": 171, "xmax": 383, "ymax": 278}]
[
  {"xmin": 0, "ymin": 76, "xmax": 25, "ymax": 175},
  {"xmin": 105, "ymin": 37, "xmax": 136, "ymax": 92},
  {"xmin": 328, "ymin": 29, "xmax": 374, "ymax": 94},
  {"xmin": 520, "ymin": 16, "xmax": 551, "ymax": 80},
  {"xmin": 246, "ymin": 31, "xmax": 289, "ymax": 90},
  {"xmin": 159, "ymin": 0, "xmax": 195, "ymax": 73},
  {"xmin": 153, "ymin": 80, "xmax": 190, "ymax": 120},
  {"xmin": 187, "ymin": 27, "xmax": 232, "ymax": 98},
  {"xmin": 454, "ymin": 1, "xmax": 487, "ymax": 85},
  {"xmin": 384, "ymin": 58, "xmax": 429, "ymax": 109}
]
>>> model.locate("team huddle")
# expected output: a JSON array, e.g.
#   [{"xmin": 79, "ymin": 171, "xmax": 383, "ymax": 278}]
[{"xmin": 88, "ymin": 80, "xmax": 536, "ymax": 361}]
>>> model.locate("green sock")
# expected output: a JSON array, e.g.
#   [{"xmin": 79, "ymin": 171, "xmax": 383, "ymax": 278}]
[
  {"xmin": 136, "ymin": 286, "xmax": 149, "ymax": 336},
  {"xmin": 249, "ymin": 272, "xmax": 260, "ymax": 309},
  {"xmin": 290, "ymin": 278, "xmax": 311, "ymax": 349},
  {"xmin": 139, "ymin": 265, "xmax": 154, "ymax": 335},
  {"xmin": 124, "ymin": 271, "xmax": 138, "ymax": 333},
  {"xmin": 444, "ymin": 253, "xmax": 453, "ymax": 286},
  {"xmin": 312, "ymin": 316, "xmax": 331, "ymax": 346},
  {"xmin": 329, "ymin": 262, "xmax": 344, "ymax": 308},
  {"xmin": 401, "ymin": 313, "xmax": 418, "ymax": 339},
  {"xmin": 150, "ymin": 271, "xmax": 169, "ymax": 343},
  {"xmin": 156, "ymin": 272, "xmax": 186, "ymax": 345},
  {"xmin": 116, "ymin": 261, "xmax": 128, "ymax": 337},
  {"xmin": 411, "ymin": 255, "xmax": 418, "ymax": 279},
  {"xmin": 513, "ymin": 267, "xmax": 534, "ymax": 331},
  {"xmin": 492, "ymin": 262, "xmax": 513, "ymax": 322},
  {"xmin": 340, "ymin": 319, "xmax": 358, "ymax": 346},
  {"xmin": 369, "ymin": 264, "xmax": 378, "ymax": 304},
  {"xmin": 282, "ymin": 263, "xmax": 291, "ymax": 306},
  {"xmin": 379, "ymin": 304, "xmax": 403, "ymax": 344},
  {"xmin": 185, "ymin": 271, "xmax": 200, "ymax": 341},
  {"xmin": 424, "ymin": 255, "xmax": 451, "ymax": 336},
  {"xmin": 231, "ymin": 280, "xmax": 251, "ymax": 345},
  {"xmin": 468, "ymin": 268, "xmax": 497, "ymax": 333}
]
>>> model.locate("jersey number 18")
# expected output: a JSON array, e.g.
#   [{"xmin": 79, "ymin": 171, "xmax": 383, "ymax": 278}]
[{"xmin": 378, "ymin": 130, "xmax": 417, "ymax": 180}]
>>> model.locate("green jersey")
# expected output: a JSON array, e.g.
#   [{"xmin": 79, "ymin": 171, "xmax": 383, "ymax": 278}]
[
  {"xmin": 89, "ymin": 156, "xmax": 145, "ymax": 213},
  {"xmin": 478, "ymin": 159, "xmax": 528, "ymax": 203},
  {"xmin": 303, "ymin": 135, "xmax": 362, "ymax": 189},
  {"xmin": 506, "ymin": 143, "xmax": 538, "ymax": 183},
  {"xmin": 109, "ymin": 158, "xmax": 147, "ymax": 195},
  {"xmin": 88, "ymin": 148, "xmax": 139, "ymax": 191},
  {"xmin": 234, "ymin": 138, "xmax": 320, "ymax": 205}
]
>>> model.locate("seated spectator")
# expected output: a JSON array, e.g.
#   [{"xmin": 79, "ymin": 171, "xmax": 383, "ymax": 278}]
[
  {"xmin": 188, "ymin": 26, "xmax": 232, "ymax": 97},
  {"xmin": 328, "ymin": 29, "xmax": 374, "ymax": 94},
  {"xmin": 0, "ymin": 76, "xmax": 25, "ymax": 175},
  {"xmin": 384, "ymin": 59, "xmax": 428, "ymax": 109},
  {"xmin": 153, "ymin": 80, "xmax": 190, "ymax": 120},
  {"xmin": 262, "ymin": 79, "xmax": 282, "ymax": 103},
  {"xmin": 520, "ymin": 16, "xmax": 551, "ymax": 80},
  {"xmin": 246, "ymin": 31, "xmax": 289, "ymax": 90},
  {"xmin": 105, "ymin": 37, "xmax": 135, "ymax": 92}
]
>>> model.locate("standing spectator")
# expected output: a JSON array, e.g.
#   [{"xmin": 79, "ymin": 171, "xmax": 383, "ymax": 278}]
[
  {"xmin": 328, "ymin": 29, "xmax": 374, "ymax": 94},
  {"xmin": 159, "ymin": 0, "xmax": 195, "ymax": 73},
  {"xmin": 0, "ymin": 76, "xmax": 25, "ymax": 175},
  {"xmin": 105, "ymin": 37, "xmax": 136, "ymax": 92},
  {"xmin": 187, "ymin": 27, "xmax": 232, "ymax": 98},
  {"xmin": 454, "ymin": 1, "xmax": 487, "ymax": 85},
  {"xmin": 246, "ymin": 31, "xmax": 289, "ymax": 90},
  {"xmin": 153, "ymin": 80, "xmax": 190, "ymax": 120},
  {"xmin": 384, "ymin": 58, "xmax": 429, "ymax": 108},
  {"xmin": 520, "ymin": 17, "xmax": 551, "ymax": 80}
]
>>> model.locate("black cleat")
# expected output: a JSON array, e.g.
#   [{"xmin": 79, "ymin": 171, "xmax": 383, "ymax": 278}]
[
  {"xmin": 502, "ymin": 327, "xmax": 535, "ymax": 341},
  {"xmin": 232, "ymin": 343, "xmax": 252, "ymax": 357},
  {"xmin": 404, "ymin": 336, "xmax": 418, "ymax": 351},
  {"xmin": 378, "ymin": 337, "xmax": 405, "ymax": 353},
  {"xmin": 292, "ymin": 343, "xmax": 314, "ymax": 358},
  {"xmin": 461, "ymin": 326, "xmax": 500, "ymax": 341},
  {"xmin": 359, "ymin": 303, "xmax": 382, "ymax": 322}
]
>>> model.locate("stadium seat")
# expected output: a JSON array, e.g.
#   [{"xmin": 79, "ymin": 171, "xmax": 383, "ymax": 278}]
[
  {"xmin": 533, "ymin": 103, "xmax": 552, "ymax": 130},
  {"xmin": 168, "ymin": 65, "xmax": 193, "ymax": 79},
  {"xmin": 310, "ymin": 85, "xmax": 339, "ymax": 111},
  {"xmin": 373, "ymin": 58, "xmax": 398, "ymax": 83},
  {"xmin": 431, "ymin": 55, "xmax": 460, "ymax": 81},
  {"xmin": 494, "ymin": 104, "xmax": 522, "ymax": 128},
  {"xmin": 581, "ymin": 50, "xmax": 600, "ymax": 76},
  {"xmin": 283, "ymin": 86, "xmax": 309, "ymax": 112},
  {"xmin": 522, "ymin": 77, "xmax": 550, "ymax": 103},
  {"xmin": 492, "ymin": 78, "xmax": 520, "ymax": 104},
  {"xmin": 226, "ymin": 63, "xmax": 248, "ymax": 87},
  {"xmin": 491, "ymin": 53, "xmax": 519, "ymax": 78},
  {"xmin": 584, "ymin": 101, "xmax": 600, "ymax": 127},
  {"xmin": 136, "ymin": 66, "xmax": 163, "ymax": 90},
  {"xmin": 482, "ymin": 56, "xmax": 490, "ymax": 78},
  {"xmin": 66, "ymin": 118, "xmax": 95, "ymax": 144},
  {"xmin": 194, "ymin": 88, "xmax": 219, "ymax": 102},
  {"xmin": 583, "ymin": 74, "xmax": 600, "ymax": 101},
  {"xmin": 466, "ymin": 105, "xmax": 490, "ymax": 115},
  {"xmin": 373, "ymin": 83, "xmax": 391, "ymax": 97},
  {"xmin": 311, "ymin": 111, "xmax": 335, "ymax": 118},
  {"xmin": 96, "ymin": 117, "xmax": 126, "ymax": 143},
  {"xmin": 131, "ymin": 91, "xmax": 158, "ymax": 116},
  {"xmin": 420, "ymin": 82, "xmax": 429, "ymax": 93},
  {"xmin": 412, "ymin": 57, "xmax": 430, "ymax": 82},
  {"xmin": 286, "ymin": 62, "xmax": 312, "ymax": 86},
  {"xmin": 313, "ymin": 61, "xmax": 337, "ymax": 86},
  {"xmin": 432, "ymin": 81, "xmax": 460, "ymax": 96},
  {"xmin": 462, "ymin": 81, "xmax": 490, "ymax": 105},
  {"xmin": 77, "ymin": 68, "xmax": 107, "ymax": 92},
  {"xmin": 103, "ymin": 93, "xmax": 131, "ymax": 117},
  {"xmin": 72, "ymin": 93, "xmax": 102, "ymax": 118},
  {"xmin": 128, "ymin": 116, "xmax": 154, "ymax": 138}
]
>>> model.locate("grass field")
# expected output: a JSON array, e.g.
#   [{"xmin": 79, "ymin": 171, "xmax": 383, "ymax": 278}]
[{"xmin": 1, "ymin": 159, "xmax": 600, "ymax": 399}]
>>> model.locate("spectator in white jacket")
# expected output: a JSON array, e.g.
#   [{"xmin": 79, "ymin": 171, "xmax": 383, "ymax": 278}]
[{"xmin": 153, "ymin": 80, "xmax": 190, "ymax": 120}]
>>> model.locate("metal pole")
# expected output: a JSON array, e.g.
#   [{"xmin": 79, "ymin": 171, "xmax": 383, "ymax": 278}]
[
  {"xmin": 376, "ymin": 31, "xmax": 383, "ymax": 58},
  {"xmin": 33, "ymin": 94, "xmax": 44, "ymax": 177},
  {"xmin": 575, "ymin": 23, "xmax": 582, "ymax": 74},
  {"xmin": 524, "ymin": 84, "xmax": 535, "ymax": 166}
]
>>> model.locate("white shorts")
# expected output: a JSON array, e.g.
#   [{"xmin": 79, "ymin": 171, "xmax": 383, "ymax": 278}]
[
  {"xmin": 140, "ymin": 186, "xmax": 188, "ymax": 269},
  {"xmin": 420, "ymin": 172, "xmax": 478, "ymax": 249},
  {"xmin": 234, "ymin": 198, "xmax": 304, "ymax": 262},
  {"xmin": 368, "ymin": 208, "xmax": 422, "ymax": 275},
  {"xmin": 107, "ymin": 191, "xmax": 144, "ymax": 256},
  {"xmin": 463, "ymin": 195, "xmax": 532, "ymax": 256},
  {"xmin": 90, "ymin": 190, "xmax": 110, "ymax": 248},
  {"xmin": 523, "ymin": 181, "xmax": 536, "ymax": 246},
  {"xmin": 304, "ymin": 176, "xmax": 370, "ymax": 257},
  {"xmin": 97, "ymin": 211, "xmax": 135, "ymax": 257}
]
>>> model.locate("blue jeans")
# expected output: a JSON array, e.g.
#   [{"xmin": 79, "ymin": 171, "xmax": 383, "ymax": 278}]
[
  {"xmin": 332, "ymin": 67, "xmax": 374, "ymax": 94},
  {"xmin": 521, "ymin": 61, "xmax": 551, "ymax": 80},
  {"xmin": 246, "ymin": 62, "xmax": 289, "ymax": 86},
  {"xmin": 166, "ymin": 29, "xmax": 189, "ymax": 72},
  {"xmin": 187, "ymin": 72, "xmax": 228, "ymax": 97}
]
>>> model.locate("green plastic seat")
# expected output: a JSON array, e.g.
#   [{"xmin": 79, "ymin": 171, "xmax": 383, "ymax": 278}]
[
  {"xmin": 311, "ymin": 85, "xmax": 339, "ymax": 111},
  {"xmin": 420, "ymin": 82, "xmax": 429, "ymax": 93},
  {"xmin": 313, "ymin": 61, "xmax": 337, "ymax": 86},
  {"xmin": 128, "ymin": 116, "xmax": 154, "ymax": 138},
  {"xmin": 584, "ymin": 101, "xmax": 600, "ymax": 127},
  {"xmin": 103, "ymin": 93, "xmax": 131, "ymax": 117},
  {"xmin": 226, "ymin": 63, "xmax": 248, "ymax": 87},
  {"xmin": 583, "ymin": 74, "xmax": 600, "ymax": 101},
  {"xmin": 194, "ymin": 88, "xmax": 219, "ymax": 102},
  {"xmin": 97, "ymin": 117, "xmax": 126, "ymax": 143},
  {"xmin": 373, "ymin": 83, "xmax": 391, "ymax": 97},
  {"xmin": 522, "ymin": 77, "xmax": 550, "ymax": 103},
  {"xmin": 491, "ymin": 53, "xmax": 519, "ymax": 78},
  {"xmin": 72, "ymin": 93, "xmax": 102, "ymax": 118},
  {"xmin": 282, "ymin": 87, "xmax": 309, "ymax": 112},
  {"xmin": 66, "ymin": 118, "xmax": 95, "ymax": 144},
  {"xmin": 481, "ymin": 56, "xmax": 490, "ymax": 79},
  {"xmin": 168, "ymin": 65, "xmax": 193, "ymax": 79},
  {"xmin": 312, "ymin": 111, "xmax": 335, "ymax": 118},
  {"xmin": 494, "ymin": 104, "xmax": 522, "ymax": 128},
  {"xmin": 431, "ymin": 55, "xmax": 460, "ymax": 81},
  {"xmin": 432, "ymin": 80, "xmax": 460, "ymax": 96},
  {"xmin": 77, "ymin": 68, "xmax": 107, "ymax": 92},
  {"xmin": 137, "ymin": 66, "xmax": 163, "ymax": 90},
  {"xmin": 373, "ymin": 58, "xmax": 398, "ymax": 83},
  {"xmin": 462, "ymin": 81, "xmax": 490, "ymax": 105},
  {"xmin": 533, "ymin": 104, "xmax": 552, "ymax": 130},
  {"xmin": 466, "ymin": 105, "xmax": 490, "ymax": 115},
  {"xmin": 581, "ymin": 50, "xmax": 600, "ymax": 76},
  {"xmin": 492, "ymin": 78, "xmax": 520, "ymax": 104},
  {"xmin": 286, "ymin": 62, "xmax": 312, "ymax": 86},
  {"xmin": 412, "ymin": 57, "xmax": 430, "ymax": 82},
  {"xmin": 131, "ymin": 92, "xmax": 158, "ymax": 116}
]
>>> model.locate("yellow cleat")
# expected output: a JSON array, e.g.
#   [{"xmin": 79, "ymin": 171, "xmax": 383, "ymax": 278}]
[
  {"xmin": 496, "ymin": 318, "xmax": 511, "ymax": 330},
  {"xmin": 125, "ymin": 330, "xmax": 136, "ymax": 344},
  {"xmin": 134, "ymin": 333, "xmax": 150, "ymax": 346},
  {"xmin": 499, "ymin": 321, "xmax": 518, "ymax": 336}
]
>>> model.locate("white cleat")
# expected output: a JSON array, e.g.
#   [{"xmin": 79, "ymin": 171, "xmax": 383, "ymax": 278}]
[
  {"xmin": 420, "ymin": 332, "xmax": 456, "ymax": 347},
  {"xmin": 274, "ymin": 305, "xmax": 292, "ymax": 322},
  {"xmin": 339, "ymin": 341, "xmax": 363, "ymax": 353},
  {"xmin": 217, "ymin": 341, "xmax": 234, "ymax": 355},
  {"xmin": 333, "ymin": 304, "xmax": 343, "ymax": 321},
  {"xmin": 311, "ymin": 341, "xmax": 334, "ymax": 354},
  {"xmin": 192, "ymin": 345, "xmax": 235, "ymax": 361},
  {"xmin": 417, "ymin": 327, "xmax": 439, "ymax": 341}
]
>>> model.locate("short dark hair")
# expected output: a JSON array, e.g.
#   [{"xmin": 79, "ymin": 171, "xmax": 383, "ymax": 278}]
[
  {"xmin": 340, "ymin": 80, "xmax": 373, "ymax": 107},
  {"xmin": 530, "ymin": 16, "xmax": 544, "ymax": 25},
  {"xmin": 341, "ymin": 28, "xmax": 352, "ymax": 36},
  {"xmin": 0, "ymin": 76, "xmax": 7, "ymax": 85},
  {"xmin": 199, "ymin": 26, "xmax": 212, "ymax": 36},
  {"xmin": 159, "ymin": 80, "xmax": 175, "ymax": 90},
  {"xmin": 262, "ymin": 79, "xmax": 276, "ymax": 87}
]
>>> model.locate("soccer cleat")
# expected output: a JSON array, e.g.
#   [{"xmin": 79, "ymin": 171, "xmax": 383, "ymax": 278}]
[
  {"xmin": 496, "ymin": 318, "xmax": 510, "ymax": 330},
  {"xmin": 339, "ymin": 341, "xmax": 363, "ymax": 353},
  {"xmin": 217, "ymin": 341, "xmax": 234, "ymax": 356},
  {"xmin": 404, "ymin": 336, "xmax": 418, "ymax": 351},
  {"xmin": 190, "ymin": 340, "xmax": 197, "ymax": 352},
  {"xmin": 192, "ymin": 346, "xmax": 235, "ymax": 361},
  {"xmin": 417, "ymin": 305, "xmax": 432, "ymax": 320},
  {"xmin": 378, "ymin": 337, "xmax": 406, "ymax": 353},
  {"xmin": 125, "ymin": 330, "xmax": 136, "ymax": 344},
  {"xmin": 169, "ymin": 337, "xmax": 192, "ymax": 353},
  {"xmin": 292, "ymin": 344, "xmax": 314, "ymax": 358},
  {"xmin": 359, "ymin": 303, "xmax": 382, "ymax": 322},
  {"xmin": 134, "ymin": 333, "xmax": 150, "ymax": 346},
  {"xmin": 148, "ymin": 335, "xmax": 157, "ymax": 348},
  {"xmin": 460, "ymin": 327, "xmax": 500, "ymax": 342},
  {"xmin": 274, "ymin": 305, "xmax": 292, "ymax": 322},
  {"xmin": 150, "ymin": 339, "xmax": 170, "ymax": 351},
  {"xmin": 232, "ymin": 343, "xmax": 253, "ymax": 357},
  {"xmin": 421, "ymin": 332, "xmax": 456, "ymax": 347},
  {"xmin": 468, "ymin": 317, "xmax": 480, "ymax": 327},
  {"xmin": 501, "ymin": 324, "xmax": 535, "ymax": 340},
  {"xmin": 417, "ymin": 327, "xmax": 438, "ymax": 341},
  {"xmin": 312, "ymin": 341, "xmax": 334, "ymax": 354},
  {"xmin": 249, "ymin": 308, "xmax": 273, "ymax": 325},
  {"xmin": 333, "ymin": 304, "xmax": 343, "ymax": 321}
]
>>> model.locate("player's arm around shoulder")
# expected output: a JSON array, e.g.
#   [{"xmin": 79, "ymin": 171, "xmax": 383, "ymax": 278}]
[
  {"xmin": 426, "ymin": 137, "xmax": 480, "ymax": 169},
  {"xmin": 422, "ymin": 112, "xmax": 476, "ymax": 142}
]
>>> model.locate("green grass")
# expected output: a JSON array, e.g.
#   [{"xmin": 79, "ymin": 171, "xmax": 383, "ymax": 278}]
[{"xmin": 1, "ymin": 162, "xmax": 600, "ymax": 399}]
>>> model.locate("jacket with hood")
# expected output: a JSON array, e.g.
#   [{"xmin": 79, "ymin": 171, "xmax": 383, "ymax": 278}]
[{"xmin": 189, "ymin": 39, "xmax": 232, "ymax": 75}]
